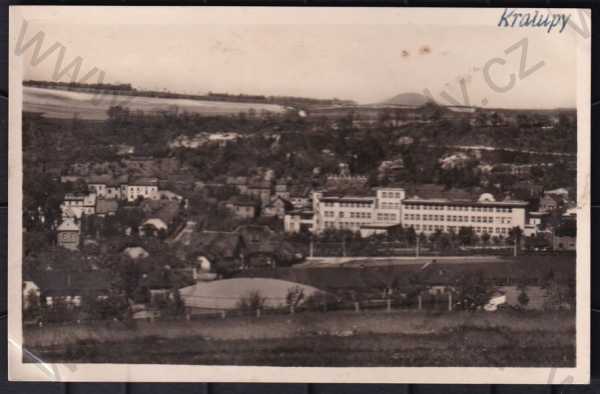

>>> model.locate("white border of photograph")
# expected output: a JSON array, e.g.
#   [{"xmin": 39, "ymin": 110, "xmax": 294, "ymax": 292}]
[{"xmin": 7, "ymin": 6, "xmax": 591, "ymax": 384}]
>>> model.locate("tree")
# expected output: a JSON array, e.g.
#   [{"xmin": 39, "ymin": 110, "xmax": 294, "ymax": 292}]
[
  {"xmin": 518, "ymin": 288, "xmax": 530, "ymax": 307},
  {"xmin": 458, "ymin": 226, "xmax": 476, "ymax": 246},
  {"xmin": 455, "ymin": 271, "xmax": 491, "ymax": 311},
  {"xmin": 480, "ymin": 232, "xmax": 491, "ymax": 245},
  {"xmin": 23, "ymin": 289, "xmax": 42, "ymax": 322}
]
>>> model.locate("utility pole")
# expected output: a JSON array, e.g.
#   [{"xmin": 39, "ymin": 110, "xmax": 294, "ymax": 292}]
[
  {"xmin": 342, "ymin": 236, "xmax": 346, "ymax": 257},
  {"xmin": 514, "ymin": 237, "xmax": 517, "ymax": 257},
  {"xmin": 309, "ymin": 238, "xmax": 314, "ymax": 257}
]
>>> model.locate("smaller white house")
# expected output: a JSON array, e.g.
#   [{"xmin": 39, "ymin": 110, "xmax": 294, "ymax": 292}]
[
  {"xmin": 61, "ymin": 193, "xmax": 97, "ymax": 218},
  {"xmin": 127, "ymin": 178, "xmax": 159, "ymax": 202}
]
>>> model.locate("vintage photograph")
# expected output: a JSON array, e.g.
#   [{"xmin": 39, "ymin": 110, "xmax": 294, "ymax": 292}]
[{"xmin": 8, "ymin": 6, "xmax": 590, "ymax": 383}]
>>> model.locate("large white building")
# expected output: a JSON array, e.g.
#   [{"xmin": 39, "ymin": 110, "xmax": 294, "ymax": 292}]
[
  {"xmin": 285, "ymin": 188, "xmax": 528, "ymax": 237},
  {"xmin": 298, "ymin": 187, "xmax": 405, "ymax": 234},
  {"xmin": 401, "ymin": 193, "xmax": 527, "ymax": 236}
]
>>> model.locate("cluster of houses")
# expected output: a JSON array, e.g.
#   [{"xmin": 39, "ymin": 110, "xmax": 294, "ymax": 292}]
[{"xmin": 56, "ymin": 172, "xmax": 184, "ymax": 251}]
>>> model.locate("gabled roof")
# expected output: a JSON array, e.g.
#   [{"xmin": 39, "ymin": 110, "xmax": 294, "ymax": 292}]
[
  {"xmin": 57, "ymin": 218, "xmax": 80, "ymax": 232},
  {"xmin": 226, "ymin": 196, "xmax": 259, "ymax": 207},
  {"xmin": 184, "ymin": 231, "xmax": 245, "ymax": 260},
  {"xmin": 96, "ymin": 199, "xmax": 119, "ymax": 215},
  {"xmin": 140, "ymin": 200, "xmax": 180, "ymax": 225},
  {"xmin": 31, "ymin": 270, "xmax": 112, "ymax": 296},
  {"xmin": 87, "ymin": 174, "xmax": 129, "ymax": 187}
]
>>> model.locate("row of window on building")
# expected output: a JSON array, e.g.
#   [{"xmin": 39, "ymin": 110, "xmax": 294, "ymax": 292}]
[
  {"xmin": 377, "ymin": 213, "xmax": 398, "ymax": 221},
  {"xmin": 323, "ymin": 211, "xmax": 372, "ymax": 219},
  {"xmin": 404, "ymin": 214, "xmax": 511, "ymax": 224},
  {"xmin": 322, "ymin": 201, "xmax": 372, "ymax": 208},
  {"xmin": 379, "ymin": 202, "xmax": 401, "ymax": 209},
  {"xmin": 404, "ymin": 204, "xmax": 513, "ymax": 213},
  {"xmin": 412, "ymin": 224, "xmax": 510, "ymax": 234},
  {"xmin": 380, "ymin": 191, "xmax": 403, "ymax": 199},
  {"xmin": 323, "ymin": 221, "xmax": 361, "ymax": 229}
]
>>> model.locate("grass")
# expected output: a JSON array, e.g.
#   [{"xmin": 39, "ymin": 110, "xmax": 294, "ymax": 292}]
[{"xmin": 24, "ymin": 309, "xmax": 575, "ymax": 367}]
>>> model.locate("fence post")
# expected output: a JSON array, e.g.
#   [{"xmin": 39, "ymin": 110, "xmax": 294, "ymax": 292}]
[
  {"xmin": 256, "ymin": 308, "xmax": 261, "ymax": 318},
  {"xmin": 448, "ymin": 292, "xmax": 453, "ymax": 312},
  {"xmin": 387, "ymin": 298, "xmax": 392, "ymax": 313},
  {"xmin": 290, "ymin": 304, "xmax": 295, "ymax": 315},
  {"xmin": 354, "ymin": 302, "xmax": 360, "ymax": 313},
  {"xmin": 418, "ymin": 295, "xmax": 422, "ymax": 310},
  {"xmin": 221, "ymin": 310, "xmax": 226, "ymax": 319}
]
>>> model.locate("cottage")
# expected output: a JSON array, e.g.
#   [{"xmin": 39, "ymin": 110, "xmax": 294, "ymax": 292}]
[
  {"xmin": 57, "ymin": 218, "xmax": 81, "ymax": 251},
  {"xmin": 139, "ymin": 200, "xmax": 181, "ymax": 236},
  {"xmin": 61, "ymin": 193, "xmax": 96, "ymax": 218},
  {"xmin": 224, "ymin": 196, "xmax": 258, "ymax": 219},
  {"xmin": 539, "ymin": 194, "xmax": 561, "ymax": 213},
  {"xmin": 245, "ymin": 179, "xmax": 272, "ymax": 206},
  {"xmin": 288, "ymin": 185, "xmax": 312, "ymax": 208},
  {"xmin": 262, "ymin": 196, "xmax": 294, "ymax": 219},
  {"xmin": 274, "ymin": 182, "xmax": 290, "ymax": 200},
  {"xmin": 184, "ymin": 231, "xmax": 247, "ymax": 273},
  {"xmin": 226, "ymin": 176, "xmax": 249, "ymax": 193},
  {"xmin": 234, "ymin": 224, "xmax": 296, "ymax": 267},
  {"xmin": 127, "ymin": 177, "xmax": 159, "ymax": 202},
  {"xmin": 29, "ymin": 270, "xmax": 112, "ymax": 308},
  {"xmin": 284, "ymin": 209, "xmax": 315, "ymax": 233},
  {"xmin": 95, "ymin": 199, "xmax": 119, "ymax": 217}
]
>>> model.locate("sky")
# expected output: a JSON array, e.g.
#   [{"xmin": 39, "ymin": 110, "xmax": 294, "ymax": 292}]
[{"xmin": 19, "ymin": 11, "xmax": 579, "ymax": 108}]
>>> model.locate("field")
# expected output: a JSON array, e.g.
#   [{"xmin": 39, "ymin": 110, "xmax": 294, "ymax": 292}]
[
  {"xmin": 25, "ymin": 310, "xmax": 575, "ymax": 367},
  {"xmin": 240, "ymin": 254, "xmax": 576, "ymax": 292},
  {"xmin": 23, "ymin": 86, "xmax": 286, "ymax": 120}
]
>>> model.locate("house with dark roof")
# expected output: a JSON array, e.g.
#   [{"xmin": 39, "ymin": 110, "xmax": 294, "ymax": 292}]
[
  {"xmin": 539, "ymin": 194, "xmax": 562, "ymax": 213},
  {"xmin": 234, "ymin": 224, "xmax": 297, "ymax": 267},
  {"xmin": 139, "ymin": 200, "xmax": 181, "ymax": 235},
  {"xmin": 95, "ymin": 199, "xmax": 119, "ymax": 217},
  {"xmin": 183, "ymin": 231, "xmax": 247, "ymax": 274},
  {"xmin": 262, "ymin": 196, "xmax": 294, "ymax": 219},
  {"xmin": 224, "ymin": 196, "xmax": 259, "ymax": 219},
  {"xmin": 244, "ymin": 179, "xmax": 272, "ymax": 205},
  {"xmin": 29, "ymin": 270, "xmax": 112, "ymax": 307}
]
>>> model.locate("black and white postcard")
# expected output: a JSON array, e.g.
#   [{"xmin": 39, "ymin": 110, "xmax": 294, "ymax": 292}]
[{"xmin": 8, "ymin": 6, "xmax": 591, "ymax": 383}]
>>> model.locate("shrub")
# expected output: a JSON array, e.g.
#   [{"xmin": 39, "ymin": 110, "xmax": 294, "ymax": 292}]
[
  {"xmin": 518, "ymin": 289, "xmax": 530, "ymax": 307},
  {"xmin": 236, "ymin": 290, "xmax": 266, "ymax": 312}
]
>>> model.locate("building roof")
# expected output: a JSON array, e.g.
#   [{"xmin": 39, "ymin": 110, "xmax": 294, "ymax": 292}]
[
  {"xmin": 184, "ymin": 231, "xmax": 245, "ymax": 260},
  {"xmin": 320, "ymin": 195, "xmax": 376, "ymax": 203},
  {"xmin": 247, "ymin": 179, "xmax": 272, "ymax": 189},
  {"xmin": 148, "ymin": 201, "xmax": 180, "ymax": 225},
  {"xmin": 265, "ymin": 196, "xmax": 294, "ymax": 210},
  {"xmin": 130, "ymin": 177, "xmax": 158, "ymax": 187},
  {"xmin": 226, "ymin": 176, "xmax": 248, "ymax": 186},
  {"xmin": 57, "ymin": 218, "xmax": 80, "ymax": 232},
  {"xmin": 30, "ymin": 270, "xmax": 112, "ymax": 297},
  {"xmin": 226, "ymin": 196, "xmax": 259, "ymax": 207},
  {"xmin": 87, "ymin": 174, "xmax": 129, "ymax": 187},
  {"xmin": 96, "ymin": 199, "xmax": 119, "ymax": 215}
]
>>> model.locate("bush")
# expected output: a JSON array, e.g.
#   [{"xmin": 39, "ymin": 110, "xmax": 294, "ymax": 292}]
[
  {"xmin": 518, "ymin": 289, "xmax": 530, "ymax": 307},
  {"xmin": 302, "ymin": 291, "xmax": 338, "ymax": 311},
  {"xmin": 236, "ymin": 290, "xmax": 266, "ymax": 312}
]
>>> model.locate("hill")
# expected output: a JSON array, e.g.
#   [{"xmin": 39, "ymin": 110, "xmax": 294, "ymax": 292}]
[{"xmin": 379, "ymin": 92, "xmax": 433, "ymax": 106}]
